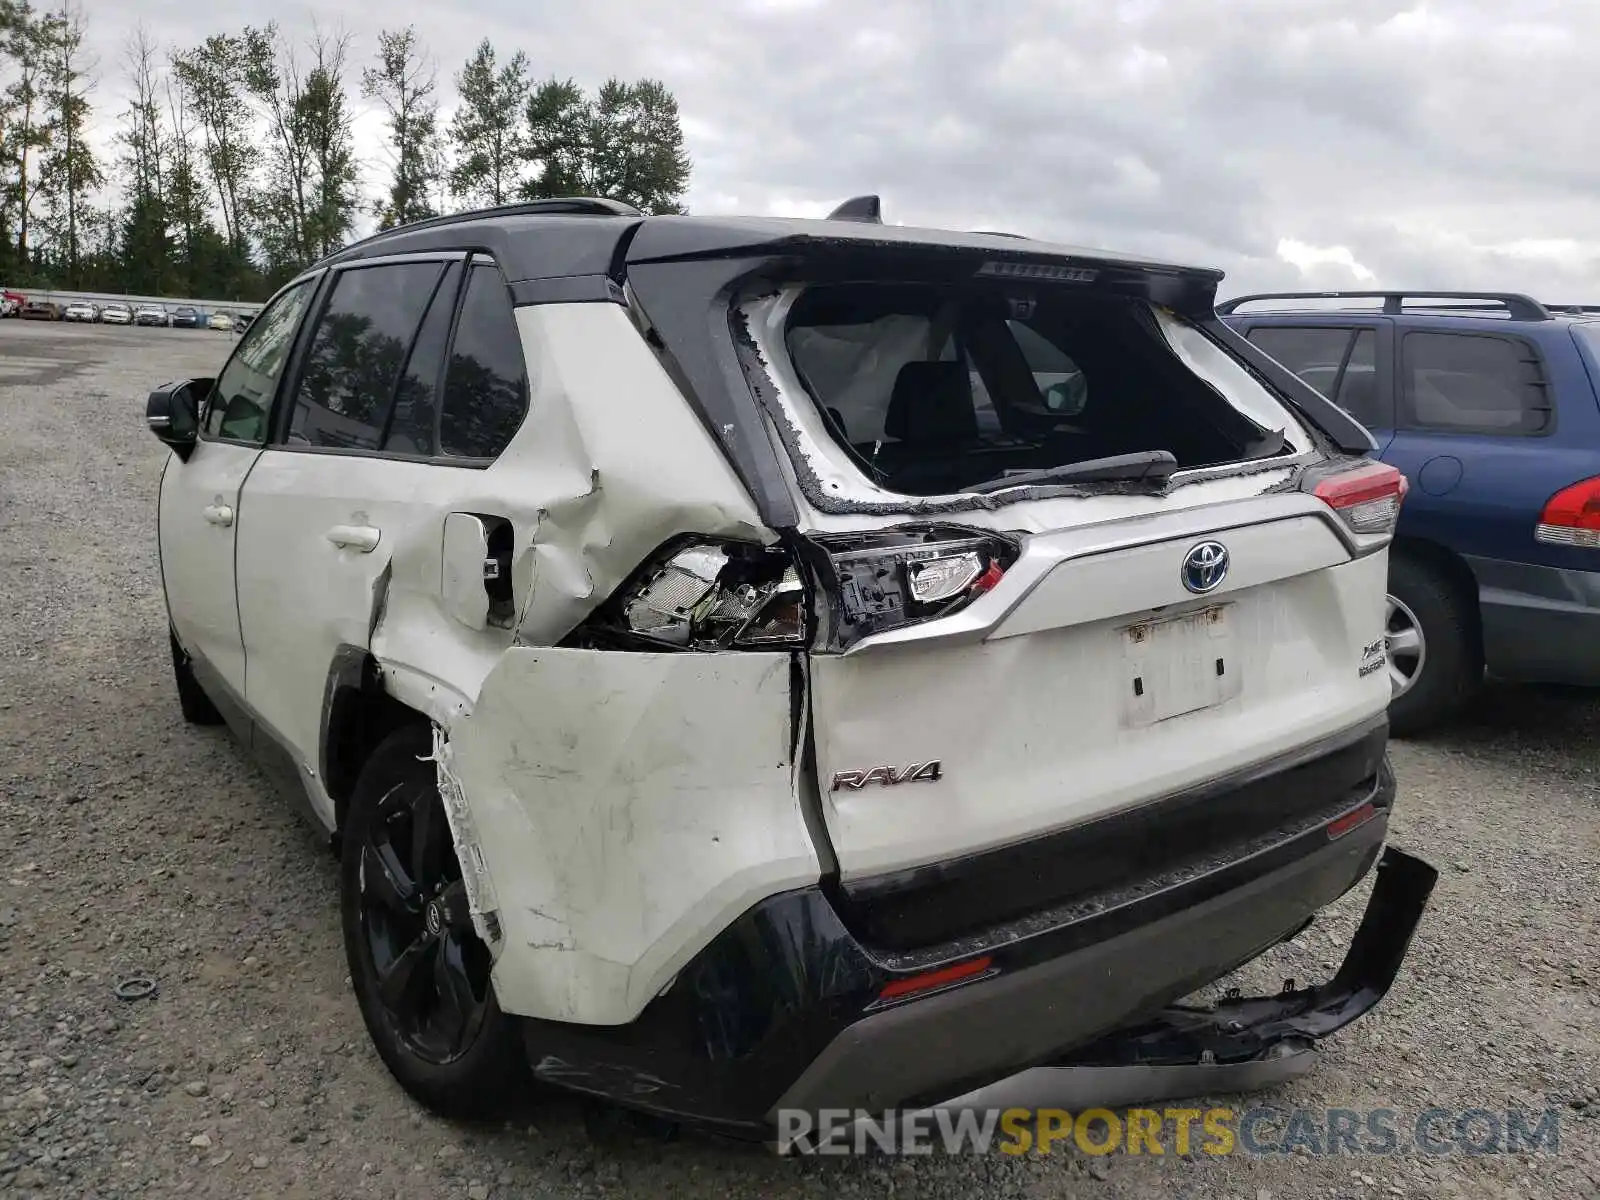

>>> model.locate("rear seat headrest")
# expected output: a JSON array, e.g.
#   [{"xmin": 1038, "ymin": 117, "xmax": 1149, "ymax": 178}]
[{"xmin": 885, "ymin": 361, "xmax": 978, "ymax": 441}]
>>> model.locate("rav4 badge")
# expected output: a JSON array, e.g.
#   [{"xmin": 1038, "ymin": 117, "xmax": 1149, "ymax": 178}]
[{"xmin": 831, "ymin": 761, "xmax": 943, "ymax": 791}]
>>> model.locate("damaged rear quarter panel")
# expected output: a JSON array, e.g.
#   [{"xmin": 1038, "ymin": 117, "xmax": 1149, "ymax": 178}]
[
  {"xmin": 449, "ymin": 646, "xmax": 821, "ymax": 1025},
  {"xmin": 369, "ymin": 301, "xmax": 772, "ymax": 712}
]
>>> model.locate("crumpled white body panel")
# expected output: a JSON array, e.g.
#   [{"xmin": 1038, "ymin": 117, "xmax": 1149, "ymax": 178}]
[
  {"xmin": 452, "ymin": 647, "xmax": 819, "ymax": 1024},
  {"xmin": 362, "ymin": 302, "xmax": 812, "ymax": 1024}
]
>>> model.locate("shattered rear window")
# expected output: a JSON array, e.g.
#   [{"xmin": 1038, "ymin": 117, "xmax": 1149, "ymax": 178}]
[{"xmin": 780, "ymin": 282, "xmax": 1301, "ymax": 498}]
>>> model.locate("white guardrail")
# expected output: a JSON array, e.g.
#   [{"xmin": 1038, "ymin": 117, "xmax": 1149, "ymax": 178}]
[{"xmin": 2, "ymin": 287, "xmax": 264, "ymax": 319}]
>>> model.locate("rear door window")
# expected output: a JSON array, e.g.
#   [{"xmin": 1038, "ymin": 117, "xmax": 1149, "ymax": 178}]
[
  {"xmin": 286, "ymin": 261, "xmax": 445, "ymax": 451},
  {"xmin": 1399, "ymin": 332, "xmax": 1551, "ymax": 436},
  {"xmin": 381, "ymin": 264, "xmax": 462, "ymax": 456}
]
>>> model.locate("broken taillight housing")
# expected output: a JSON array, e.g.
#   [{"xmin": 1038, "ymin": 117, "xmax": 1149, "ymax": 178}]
[
  {"xmin": 586, "ymin": 539, "xmax": 808, "ymax": 651},
  {"xmin": 804, "ymin": 526, "xmax": 1020, "ymax": 651},
  {"xmin": 1305, "ymin": 459, "xmax": 1408, "ymax": 537}
]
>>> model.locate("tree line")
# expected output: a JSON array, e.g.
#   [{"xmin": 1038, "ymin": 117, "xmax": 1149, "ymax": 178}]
[{"xmin": 0, "ymin": 4, "xmax": 692, "ymax": 300}]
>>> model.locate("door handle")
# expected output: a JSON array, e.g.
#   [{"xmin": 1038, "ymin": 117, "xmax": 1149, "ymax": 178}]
[
  {"xmin": 202, "ymin": 503, "xmax": 234, "ymax": 527},
  {"xmin": 326, "ymin": 524, "xmax": 381, "ymax": 552}
]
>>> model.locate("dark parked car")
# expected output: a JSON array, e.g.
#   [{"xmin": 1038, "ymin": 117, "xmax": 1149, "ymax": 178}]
[
  {"xmin": 21, "ymin": 299, "xmax": 58, "ymax": 321},
  {"xmin": 171, "ymin": 305, "xmax": 199, "ymax": 328},
  {"xmin": 1219, "ymin": 290, "xmax": 1600, "ymax": 733}
]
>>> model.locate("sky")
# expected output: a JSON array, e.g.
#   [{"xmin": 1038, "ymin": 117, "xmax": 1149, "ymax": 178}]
[{"xmin": 79, "ymin": 0, "xmax": 1600, "ymax": 301}]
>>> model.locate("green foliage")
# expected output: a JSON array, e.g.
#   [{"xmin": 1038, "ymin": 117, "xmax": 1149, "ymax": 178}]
[
  {"xmin": 523, "ymin": 76, "xmax": 691, "ymax": 214},
  {"xmin": 35, "ymin": 2, "xmax": 101, "ymax": 284},
  {"xmin": 448, "ymin": 39, "xmax": 531, "ymax": 208},
  {"xmin": 362, "ymin": 26, "xmax": 442, "ymax": 231},
  {"xmin": 0, "ymin": 16, "xmax": 694, "ymax": 298}
]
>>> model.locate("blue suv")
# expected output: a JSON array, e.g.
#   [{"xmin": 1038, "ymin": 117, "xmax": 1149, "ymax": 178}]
[{"xmin": 1218, "ymin": 291, "xmax": 1600, "ymax": 734}]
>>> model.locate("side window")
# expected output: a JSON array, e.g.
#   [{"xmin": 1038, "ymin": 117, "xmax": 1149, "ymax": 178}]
[
  {"xmin": 1009, "ymin": 319, "xmax": 1087, "ymax": 416},
  {"xmin": 203, "ymin": 281, "xmax": 314, "ymax": 443},
  {"xmin": 1336, "ymin": 330, "xmax": 1380, "ymax": 427},
  {"xmin": 1246, "ymin": 326, "xmax": 1354, "ymax": 397},
  {"xmin": 438, "ymin": 263, "xmax": 530, "ymax": 459},
  {"xmin": 1400, "ymin": 332, "xmax": 1551, "ymax": 435},
  {"xmin": 1247, "ymin": 325, "xmax": 1385, "ymax": 428},
  {"xmin": 286, "ymin": 261, "xmax": 445, "ymax": 451},
  {"xmin": 381, "ymin": 263, "xmax": 462, "ymax": 456}
]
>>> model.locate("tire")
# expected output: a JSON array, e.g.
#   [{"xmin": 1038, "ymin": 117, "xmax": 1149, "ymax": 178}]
[
  {"xmin": 170, "ymin": 632, "xmax": 224, "ymax": 726},
  {"xmin": 340, "ymin": 725, "xmax": 527, "ymax": 1118},
  {"xmin": 1385, "ymin": 554, "xmax": 1480, "ymax": 737}
]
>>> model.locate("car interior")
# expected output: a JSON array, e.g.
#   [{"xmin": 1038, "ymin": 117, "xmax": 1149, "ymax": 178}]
[{"xmin": 784, "ymin": 282, "xmax": 1291, "ymax": 496}]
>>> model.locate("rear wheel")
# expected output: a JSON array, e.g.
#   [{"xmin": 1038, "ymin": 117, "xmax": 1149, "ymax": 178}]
[
  {"xmin": 340, "ymin": 725, "xmax": 526, "ymax": 1118},
  {"xmin": 1385, "ymin": 555, "xmax": 1480, "ymax": 736}
]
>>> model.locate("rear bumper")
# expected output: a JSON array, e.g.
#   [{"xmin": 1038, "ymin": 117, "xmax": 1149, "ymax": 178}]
[
  {"xmin": 518, "ymin": 735, "xmax": 1412, "ymax": 1135},
  {"xmin": 1466, "ymin": 555, "xmax": 1600, "ymax": 686}
]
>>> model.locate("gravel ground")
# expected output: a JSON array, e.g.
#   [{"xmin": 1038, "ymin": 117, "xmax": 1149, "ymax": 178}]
[{"xmin": 1, "ymin": 320, "xmax": 1597, "ymax": 1199}]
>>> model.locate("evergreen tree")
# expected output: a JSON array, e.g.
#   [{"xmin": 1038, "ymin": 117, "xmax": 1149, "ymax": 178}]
[
  {"xmin": 362, "ymin": 26, "xmax": 441, "ymax": 230},
  {"xmin": 447, "ymin": 39, "xmax": 530, "ymax": 208},
  {"xmin": 523, "ymin": 77, "xmax": 690, "ymax": 214},
  {"xmin": 37, "ymin": 1, "xmax": 101, "ymax": 285}
]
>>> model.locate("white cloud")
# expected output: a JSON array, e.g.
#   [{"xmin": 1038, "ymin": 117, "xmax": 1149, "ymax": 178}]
[
  {"xmin": 76, "ymin": 0, "xmax": 1600, "ymax": 300},
  {"xmin": 1276, "ymin": 239, "xmax": 1378, "ymax": 284}
]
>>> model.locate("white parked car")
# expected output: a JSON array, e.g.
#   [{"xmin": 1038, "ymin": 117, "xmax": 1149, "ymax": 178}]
[
  {"xmin": 144, "ymin": 197, "xmax": 1435, "ymax": 1135},
  {"xmin": 63, "ymin": 301, "xmax": 97, "ymax": 322},
  {"xmin": 134, "ymin": 304, "xmax": 168, "ymax": 327},
  {"xmin": 101, "ymin": 302, "xmax": 133, "ymax": 325}
]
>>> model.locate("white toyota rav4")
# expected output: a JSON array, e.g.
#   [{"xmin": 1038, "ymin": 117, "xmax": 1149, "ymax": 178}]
[{"xmin": 147, "ymin": 197, "xmax": 1436, "ymax": 1137}]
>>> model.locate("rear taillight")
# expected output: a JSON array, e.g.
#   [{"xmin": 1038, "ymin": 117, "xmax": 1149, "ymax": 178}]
[
  {"xmin": 1536, "ymin": 476, "xmax": 1600, "ymax": 549},
  {"xmin": 1309, "ymin": 460, "xmax": 1408, "ymax": 537},
  {"xmin": 576, "ymin": 538, "xmax": 808, "ymax": 651},
  {"xmin": 805, "ymin": 526, "xmax": 1020, "ymax": 651}
]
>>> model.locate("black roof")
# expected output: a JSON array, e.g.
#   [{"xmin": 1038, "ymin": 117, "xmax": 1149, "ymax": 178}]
[{"xmin": 314, "ymin": 197, "xmax": 1224, "ymax": 287}]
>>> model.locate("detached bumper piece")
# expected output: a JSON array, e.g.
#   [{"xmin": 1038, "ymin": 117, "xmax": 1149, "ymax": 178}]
[{"xmin": 936, "ymin": 847, "xmax": 1439, "ymax": 1114}]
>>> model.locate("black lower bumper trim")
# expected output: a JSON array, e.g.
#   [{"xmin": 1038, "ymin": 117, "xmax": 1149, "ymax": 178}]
[
  {"xmin": 810, "ymin": 847, "xmax": 1439, "ymax": 1136},
  {"xmin": 836, "ymin": 715, "xmax": 1390, "ymax": 950},
  {"xmin": 1046, "ymin": 845, "xmax": 1437, "ymax": 1069}
]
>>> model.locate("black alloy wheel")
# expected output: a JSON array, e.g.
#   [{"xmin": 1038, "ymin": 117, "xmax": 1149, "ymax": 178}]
[
  {"xmin": 357, "ymin": 775, "xmax": 493, "ymax": 1064},
  {"xmin": 341, "ymin": 726, "xmax": 525, "ymax": 1115}
]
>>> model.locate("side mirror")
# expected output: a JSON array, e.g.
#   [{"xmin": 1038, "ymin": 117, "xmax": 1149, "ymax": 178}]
[{"xmin": 146, "ymin": 379, "xmax": 211, "ymax": 461}]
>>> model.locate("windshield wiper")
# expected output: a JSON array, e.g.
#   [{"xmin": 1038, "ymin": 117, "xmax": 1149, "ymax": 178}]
[{"xmin": 960, "ymin": 450, "xmax": 1180, "ymax": 494}]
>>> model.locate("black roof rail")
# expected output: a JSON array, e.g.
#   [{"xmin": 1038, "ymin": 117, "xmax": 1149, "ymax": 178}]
[
  {"xmin": 1215, "ymin": 290, "xmax": 1554, "ymax": 322},
  {"xmin": 971, "ymin": 230, "xmax": 1029, "ymax": 239},
  {"xmin": 826, "ymin": 195, "xmax": 882, "ymax": 223},
  {"xmin": 329, "ymin": 197, "xmax": 643, "ymax": 260}
]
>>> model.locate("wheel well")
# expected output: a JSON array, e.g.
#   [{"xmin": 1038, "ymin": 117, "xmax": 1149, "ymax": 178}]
[
  {"xmin": 322, "ymin": 653, "xmax": 430, "ymax": 833},
  {"xmin": 1390, "ymin": 536, "xmax": 1484, "ymax": 660}
]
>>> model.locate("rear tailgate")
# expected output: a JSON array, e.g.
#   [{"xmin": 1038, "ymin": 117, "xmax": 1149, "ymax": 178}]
[
  {"xmin": 622, "ymin": 221, "xmax": 1399, "ymax": 918},
  {"xmin": 808, "ymin": 495, "xmax": 1390, "ymax": 881}
]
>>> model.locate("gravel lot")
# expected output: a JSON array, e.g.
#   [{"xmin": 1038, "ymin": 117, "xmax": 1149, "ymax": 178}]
[{"xmin": 1, "ymin": 319, "xmax": 1597, "ymax": 1199}]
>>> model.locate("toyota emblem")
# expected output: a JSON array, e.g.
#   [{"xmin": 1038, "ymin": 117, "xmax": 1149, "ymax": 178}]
[{"xmin": 1181, "ymin": 541, "xmax": 1230, "ymax": 594}]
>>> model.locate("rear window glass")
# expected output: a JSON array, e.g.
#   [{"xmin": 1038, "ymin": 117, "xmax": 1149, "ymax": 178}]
[
  {"xmin": 781, "ymin": 283, "xmax": 1299, "ymax": 497},
  {"xmin": 1399, "ymin": 332, "xmax": 1550, "ymax": 436}
]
